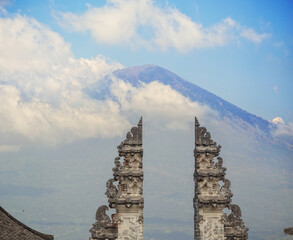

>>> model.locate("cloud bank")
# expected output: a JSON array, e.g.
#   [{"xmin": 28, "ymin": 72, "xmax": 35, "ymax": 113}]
[
  {"xmin": 57, "ymin": 0, "xmax": 270, "ymax": 52},
  {"xmin": 272, "ymin": 117, "xmax": 293, "ymax": 137},
  {"xmin": 0, "ymin": 14, "xmax": 216, "ymax": 151}
]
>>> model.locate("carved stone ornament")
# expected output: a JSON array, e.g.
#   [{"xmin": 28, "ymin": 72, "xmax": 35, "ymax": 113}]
[
  {"xmin": 105, "ymin": 179, "xmax": 118, "ymax": 200},
  {"xmin": 90, "ymin": 205, "xmax": 117, "ymax": 240},
  {"xmin": 137, "ymin": 215, "xmax": 144, "ymax": 224},
  {"xmin": 197, "ymin": 127, "xmax": 213, "ymax": 146},
  {"xmin": 226, "ymin": 204, "xmax": 243, "ymax": 226},
  {"xmin": 112, "ymin": 157, "xmax": 123, "ymax": 178},
  {"xmin": 118, "ymin": 117, "xmax": 142, "ymax": 149},
  {"xmin": 194, "ymin": 117, "xmax": 248, "ymax": 240},
  {"xmin": 125, "ymin": 197, "xmax": 132, "ymax": 208},
  {"xmin": 224, "ymin": 204, "xmax": 249, "ymax": 239},
  {"xmin": 95, "ymin": 205, "xmax": 111, "ymax": 228},
  {"xmin": 220, "ymin": 179, "xmax": 233, "ymax": 199},
  {"xmin": 194, "ymin": 117, "xmax": 221, "ymax": 155},
  {"xmin": 90, "ymin": 117, "xmax": 144, "ymax": 240}
]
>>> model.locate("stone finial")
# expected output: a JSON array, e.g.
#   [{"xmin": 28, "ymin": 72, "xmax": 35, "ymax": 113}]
[
  {"xmin": 195, "ymin": 116, "xmax": 200, "ymax": 127},
  {"xmin": 120, "ymin": 117, "xmax": 142, "ymax": 146},
  {"xmin": 194, "ymin": 117, "xmax": 220, "ymax": 151}
]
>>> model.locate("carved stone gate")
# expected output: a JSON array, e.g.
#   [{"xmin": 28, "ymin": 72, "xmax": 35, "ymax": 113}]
[
  {"xmin": 194, "ymin": 117, "xmax": 248, "ymax": 240},
  {"xmin": 89, "ymin": 116, "xmax": 248, "ymax": 240},
  {"xmin": 90, "ymin": 118, "xmax": 144, "ymax": 240}
]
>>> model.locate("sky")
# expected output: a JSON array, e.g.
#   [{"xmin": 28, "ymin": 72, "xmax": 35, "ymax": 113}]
[{"xmin": 1, "ymin": 0, "xmax": 292, "ymax": 124}]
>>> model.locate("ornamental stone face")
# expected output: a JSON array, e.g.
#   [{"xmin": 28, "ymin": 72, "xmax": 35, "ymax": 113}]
[
  {"xmin": 194, "ymin": 117, "xmax": 248, "ymax": 240},
  {"xmin": 90, "ymin": 117, "xmax": 144, "ymax": 240}
]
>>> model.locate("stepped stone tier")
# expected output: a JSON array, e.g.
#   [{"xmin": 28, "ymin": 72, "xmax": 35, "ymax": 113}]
[
  {"xmin": 193, "ymin": 117, "xmax": 248, "ymax": 240},
  {"xmin": 90, "ymin": 117, "xmax": 144, "ymax": 240},
  {"xmin": 0, "ymin": 206, "xmax": 54, "ymax": 240}
]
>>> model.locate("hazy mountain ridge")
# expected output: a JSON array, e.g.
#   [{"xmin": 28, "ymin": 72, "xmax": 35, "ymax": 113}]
[
  {"xmin": 85, "ymin": 64, "xmax": 292, "ymax": 149},
  {"xmin": 113, "ymin": 65, "xmax": 271, "ymax": 131}
]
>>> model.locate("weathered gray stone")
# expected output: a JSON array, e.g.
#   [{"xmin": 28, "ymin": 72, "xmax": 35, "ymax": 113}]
[
  {"xmin": 89, "ymin": 205, "xmax": 117, "ymax": 240},
  {"xmin": 194, "ymin": 117, "xmax": 248, "ymax": 240},
  {"xmin": 90, "ymin": 117, "xmax": 143, "ymax": 240}
]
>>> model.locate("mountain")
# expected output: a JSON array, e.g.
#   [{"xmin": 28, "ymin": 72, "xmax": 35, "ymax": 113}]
[
  {"xmin": 113, "ymin": 64, "xmax": 270, "ymax": 130},
  {"xmin": 83, "ymin": 64, "xmax": 293, "ymax": 240},
  {"xmin": 85, "ymin": 64, "xmax": 283, "ymax": 145}
]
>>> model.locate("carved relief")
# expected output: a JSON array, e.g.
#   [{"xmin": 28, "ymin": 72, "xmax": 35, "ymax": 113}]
[
  {"xmin": 90, "ymin": 205, "xmax": 117, "ymax": 240},
  {"xmin": 113, "ymin": 157, "xmax": 123, "ymax": 178},
  {"xmin": 194, "ymin": 117, "xmax": 248, "ymax": 240},
  {"xmin": 220, "ymin": 179, "xmax": 233, "ymax": 199},
  {"xmin": 90, "ymin": 118, "xmax": 144, "ymax": 240},
  {"xmin": 224, "ymin": 204, "xmax": 249, "ymax": 239},
  {"xmin": 201, "ymin": 217, "xmax": 224, "ymax": 240},
  {"xmin": 105, "ymin": 179, "xmax": 118, "ymax": 200}
]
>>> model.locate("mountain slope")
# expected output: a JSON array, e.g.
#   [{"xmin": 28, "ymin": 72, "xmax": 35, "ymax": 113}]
[{"xmin": 112, "ymin": 64, "xmax": 271, "ymax": 133}]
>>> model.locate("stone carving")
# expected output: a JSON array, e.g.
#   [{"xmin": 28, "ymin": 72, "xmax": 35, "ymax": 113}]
[
  {"xmin": 227, "ymin": 204, "xmax": 242, "ymax": 225},
  {"xmin": 194, "ymin": 117, "xmax": 248, "ymax": 240},
  {"xmin": 95, "ymin": 205, "xmax": 111, "ymax": 228},
  {"xmin": 198, "ymin": 127, "xmax": 213, "ymax": 146},
  {"xmin": 224, "ymin": 204, "xmax": 249, "ymax": 239},
  {"xmin": 215, "ymin": 157, "xmax": 223, "ymax": 168},
  {"xmin": 202, "ymin": 217, "xmax": 224, "ymax": 240},
  {"xmin": 220, "ymin": 179, "xmax": 233, "ymax": 199},
  {"xmin": 90, "ymin": 205, "xmax": 117, "ymax": 240},
  {"xmin": 105, "ymin": 179, "xmax": 118, "ymax": 199},
  {"xmin": 137, "ymin": 215, "xmax": 144, "ymax": 224},
  {"xmin": 90, "ymin": 117, "xmax": 144, "ymax": 240},
  {"xmin": 118, "ymin": 117, "xmax": 142, "ymax": 150},
  {"xmin": 112, "ymin": 157, "xmax": 123, "ymax": 178}
]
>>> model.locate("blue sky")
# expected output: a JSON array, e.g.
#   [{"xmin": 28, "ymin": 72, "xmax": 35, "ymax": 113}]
[{"xmin": 1, "ymin": 0, "xmax": 293, "ymax": 124}]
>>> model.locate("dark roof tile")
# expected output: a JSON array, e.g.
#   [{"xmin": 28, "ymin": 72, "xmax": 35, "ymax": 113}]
[{"xmin": 0, "ymin": 206, "xmax": 54, "ymax": 240}]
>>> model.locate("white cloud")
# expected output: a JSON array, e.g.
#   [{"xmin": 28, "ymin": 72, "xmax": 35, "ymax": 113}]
[
  {"xmin": 0, "ymin": 14, "xmax": 216, "ymax": 150},
  {"xmin": 0, "ymin": 15, "xmax": 72, "ymax": 73},
  {"xmin": 56, "ymin": 0, "xmax": 270, "ymax": 52},
  {"xmin": 0, "ymin": 15, "xmax": 128, "ymax": 148},
  {"xmin": 271, "ymin": 117, "xmax": 293, "ymax": 137},
  {"xmin": 240, "ymin": 28, "xmax": 270, "ymax": 44},
  {"xmin": 273, "ymin": 122, "xmax": 293, "ymax": 137},
  {"xmin": 110, "ymin": 79, "xmax": 218, "ymax": 131},
  {"xmin": 272, "ymin": 117, "xmax": 284, "ymax": 125}
]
